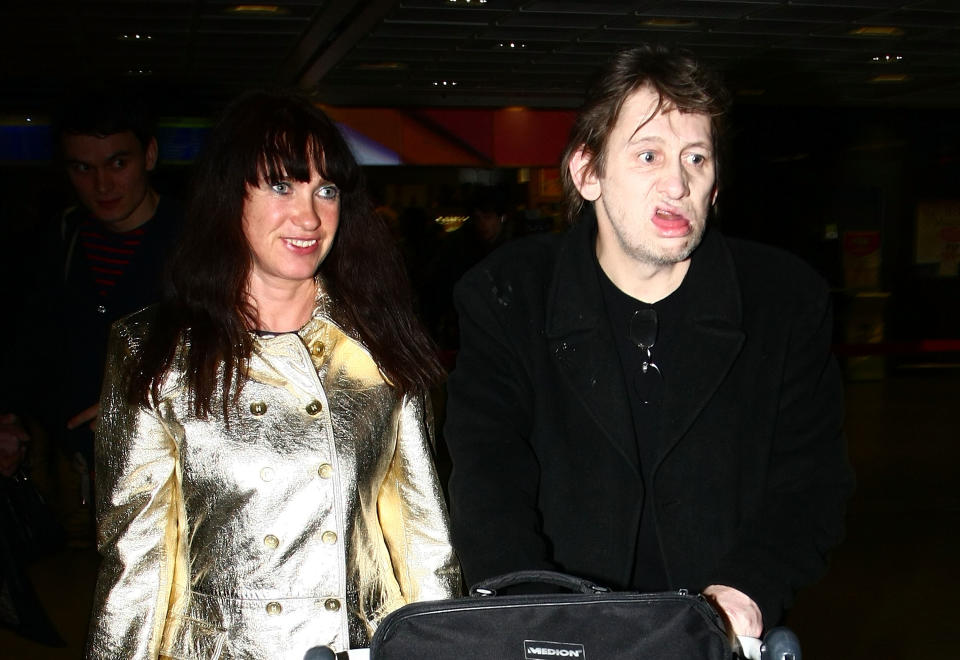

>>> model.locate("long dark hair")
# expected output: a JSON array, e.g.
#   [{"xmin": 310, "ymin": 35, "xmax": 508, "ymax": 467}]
[
  {"xmin": 560, "ymin": 45, "xmax": 730, "ymax": 222},
  {"xmin": 132, "ymin": 90, "xmax": 444, "ymax": 419}
]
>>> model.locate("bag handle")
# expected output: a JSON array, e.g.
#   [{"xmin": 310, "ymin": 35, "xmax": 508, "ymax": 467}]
[{"xmin": 469, "ymin": 570, "xmax": 610, "ymax": 597}]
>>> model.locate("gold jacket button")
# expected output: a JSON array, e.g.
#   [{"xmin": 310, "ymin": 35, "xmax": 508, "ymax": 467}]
[
  {"xmin": 324, "ymin": 598, "xmax": 340, "ymax": 612},
  {"xmin": 260, "ymin": 467, "xmax": 274, "ymax": 482},
  {"xmin": 321, "ymin": 531, "xmax": 337, "ymax": 545},
  {"xmin": 250, "ymin": 401, "xmax": 268, "ymax": 416},
  {"xmin": 317, "ymin": 463, "xmax": 333, "ymax": 479},
  {"xmin": 310, "ymin": 342, "xmax": 326, "ymax": 357},
  {"xmin": 305, "ymin": 400, "xmax": 323, "ymax": 415},
  {"xmin": 264, "ymin": 534, "xmax": 280, "ymax": 549},
  {"xmin": 266, "ymin": 601, "xmax": 282, "ymax": 615}
]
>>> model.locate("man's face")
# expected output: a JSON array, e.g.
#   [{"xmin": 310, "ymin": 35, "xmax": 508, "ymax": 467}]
[
  {"xmin": 62, "ymin": 131, "xmax": 157, "ymax": 232},
  {"xmin": 572, "ymin": 85, "xmax": 717, "ymax": 276}
]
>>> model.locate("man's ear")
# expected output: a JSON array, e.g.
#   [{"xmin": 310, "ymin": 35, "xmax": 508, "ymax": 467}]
[
  {"xmin": 568, "ymin": 146, "xmax": 601, "ymax": 202},
  {"xmin": 144, "ymin": 137, "xmax": 158, "ymax": 172}
]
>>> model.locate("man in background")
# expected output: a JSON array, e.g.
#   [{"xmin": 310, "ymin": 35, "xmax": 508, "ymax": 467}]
[{"xmin": 2, "ymin": 88, "xmax": 181, "ymax": 525}]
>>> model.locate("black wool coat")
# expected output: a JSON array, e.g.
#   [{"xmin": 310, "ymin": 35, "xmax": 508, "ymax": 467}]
[{"xmin": 444, "ymin": 214, "xmax": 854, "ymax": 627}]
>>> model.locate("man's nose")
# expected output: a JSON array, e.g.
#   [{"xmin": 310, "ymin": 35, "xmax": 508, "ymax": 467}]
[
  {"xmin": 658, "ymin": 161, "xmax": 689, "ymax": 199},
  {"xmin": 94, "ymin": 169, "xmax": 112, "ymax": 193}
]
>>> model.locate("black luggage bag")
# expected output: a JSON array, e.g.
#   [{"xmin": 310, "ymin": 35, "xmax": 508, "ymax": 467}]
[{"xmin": 370, "ymin": 570, "xmax": 735, "ymax": 659}]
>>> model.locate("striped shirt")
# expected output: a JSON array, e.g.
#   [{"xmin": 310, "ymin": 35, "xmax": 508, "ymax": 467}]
[{"xmin": 78, "ymin": 220, "xmax": 146, "ymax": 297}]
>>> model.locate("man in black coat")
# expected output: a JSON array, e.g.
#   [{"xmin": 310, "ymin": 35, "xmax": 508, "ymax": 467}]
[{"xmin": 444, "ymin": 45, "xmax": 853, "ymax": 637}]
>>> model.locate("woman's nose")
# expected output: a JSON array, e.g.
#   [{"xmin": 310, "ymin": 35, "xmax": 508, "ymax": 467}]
[{"xmin": 291, "ymin": 195, "xmax": 322, "ymax": 229}]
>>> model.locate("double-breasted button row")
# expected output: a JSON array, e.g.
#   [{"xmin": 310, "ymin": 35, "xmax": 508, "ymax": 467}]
[{"xmin": 248, "ymin": 400, "xmax": 323, "ymax": 416}]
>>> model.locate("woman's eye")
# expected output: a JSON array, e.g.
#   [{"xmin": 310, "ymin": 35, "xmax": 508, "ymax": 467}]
[
  {"xmin": 271, "ymin": 182, "xmax": 290, "ymax": 194},
  {"xmin": 317, "ymin": 185, "xmax": 339, "ymax": 200}
]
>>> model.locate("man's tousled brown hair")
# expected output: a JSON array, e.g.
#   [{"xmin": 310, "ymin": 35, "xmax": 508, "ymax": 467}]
[{"xmin": 560, "ymin": 44, "xmax": 731, "ymax": 222}]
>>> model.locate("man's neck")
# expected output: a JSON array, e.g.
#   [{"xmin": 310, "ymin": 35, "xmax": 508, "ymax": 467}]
[
  {"xmin": 597, "ymin": 252, "xmax": 690, "ymax": 304},
  {"xmin": 102, "ymin": 187, "xmax": 160, "ymax": 233}
]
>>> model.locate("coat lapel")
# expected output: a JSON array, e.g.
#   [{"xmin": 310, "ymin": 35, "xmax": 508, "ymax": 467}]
[
  {"xmin": 657, "ymin": 229, "xmax": 745, "ymax": 466},
  {"xmin": 545, "ymin": 216, "xmax": 641, "ymax": 472}
]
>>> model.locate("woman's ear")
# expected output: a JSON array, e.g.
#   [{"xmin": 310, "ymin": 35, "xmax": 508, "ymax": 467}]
[{"xmin": 568, "ymin": 146, "xmax": 601, "ymax": 202}]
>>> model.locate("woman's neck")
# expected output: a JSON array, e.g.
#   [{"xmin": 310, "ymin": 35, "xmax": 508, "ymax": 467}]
[{"xmin": 246, "ymin": 275, "xmax": 318, "ymax": 333}]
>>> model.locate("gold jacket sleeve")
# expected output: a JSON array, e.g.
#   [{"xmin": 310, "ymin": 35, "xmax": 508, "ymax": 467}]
[
  {"xmin": 86, "ymin": 316, "xmax": 186, "ymax": 659},
  {"xmin": 378, "ymin": 392, "xmax": 462, "ymax": 603}
]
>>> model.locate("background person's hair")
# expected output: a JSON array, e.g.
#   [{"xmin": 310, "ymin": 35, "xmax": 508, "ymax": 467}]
[
  {"xmin": 132, "ymin": 90, "xmax": 444, "ymax": 419},
  {"xmin": 53, "ymin": 81, "xmax": 158, "ymax": 150},
  {"xmin": 559, "ymin": 44, "xmax": 731, "ymax": 223}
]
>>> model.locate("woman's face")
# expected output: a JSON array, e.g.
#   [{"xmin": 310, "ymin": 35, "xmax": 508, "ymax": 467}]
[{"xmin": 242, "ymin": 166, "xmax": 340, "ymax": 291}]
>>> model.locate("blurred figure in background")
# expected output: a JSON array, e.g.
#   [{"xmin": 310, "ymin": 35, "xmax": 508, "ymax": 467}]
[{"xmin": 1, "ymin": 86, "xmax": 182, "ymax": 540}]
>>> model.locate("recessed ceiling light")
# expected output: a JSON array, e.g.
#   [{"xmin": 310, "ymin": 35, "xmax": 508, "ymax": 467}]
[
  {"xmin": 871, "ymin": 54, "xmax": 903, "ymax": 62},
  {"xmin": 850, "ymin": 26, "xmax": 904, "ymax": 37},
  {"xmin": 117, "ymin": 33, "xmax": 153, "ymax": 41},
  {"xmin": 355, "ymin": 62, "xmax": 407, "ymax": 71},
  {"xmin": 640, "ymin": 18, "xmax": 697, "ymax": 28},
  {"xmin": 869, "ymin": 74, "xmax": 909, "ymax": 83},
  {"xmin": 226, "ymin": 5, "xmax": 289, "ymax": 15}
]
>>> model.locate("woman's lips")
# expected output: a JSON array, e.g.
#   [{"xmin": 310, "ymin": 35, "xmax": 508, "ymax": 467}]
[{"xmin": 284, "ymin": 237, "xmax": 320, "ymax": 253}]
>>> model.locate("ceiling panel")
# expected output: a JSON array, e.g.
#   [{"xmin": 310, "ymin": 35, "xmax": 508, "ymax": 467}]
[{"xmin": 1, "ymin": 0, "xmax": 958, "ymax": 118}]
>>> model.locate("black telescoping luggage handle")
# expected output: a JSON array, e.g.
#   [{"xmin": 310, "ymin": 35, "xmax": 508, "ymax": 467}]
[{"xmin": 469, "ymin": 570, "xmax": 611, "ymax": 597}]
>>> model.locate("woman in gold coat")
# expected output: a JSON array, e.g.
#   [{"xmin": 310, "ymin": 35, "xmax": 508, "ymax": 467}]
[{"xmin": 86, "ymin": 91, "xmax": 461, "ymax": 659}]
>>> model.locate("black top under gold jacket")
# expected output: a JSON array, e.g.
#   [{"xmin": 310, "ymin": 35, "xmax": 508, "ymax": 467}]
[{"xmin": 445, "ymin": 214, "xmax": 854, "ymax": 627}]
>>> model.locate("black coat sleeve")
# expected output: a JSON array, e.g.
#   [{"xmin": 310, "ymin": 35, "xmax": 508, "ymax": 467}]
[
  {"xmin": 444, "ymin": 266, "xmax": 559, "ymax": 587},
  {"xmin": 708, "ymin": 273, "xmax": 854, "ymax": 626}
]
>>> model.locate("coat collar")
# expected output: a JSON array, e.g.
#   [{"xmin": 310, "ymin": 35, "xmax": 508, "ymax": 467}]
[{"xmin": 545, "ymin": 212, "xmax": 745, "ymax": 471}]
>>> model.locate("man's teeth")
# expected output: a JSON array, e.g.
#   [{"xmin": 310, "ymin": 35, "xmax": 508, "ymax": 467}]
[{"xmin": 288, "ymin": 238, "xmax": 317, "ymax": 247}]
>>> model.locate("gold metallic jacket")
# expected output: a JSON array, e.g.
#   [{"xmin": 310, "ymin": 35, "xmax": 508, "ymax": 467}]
[{"xmin": 86, "ymin": 291, "xmax": 461, "ymax": 659}]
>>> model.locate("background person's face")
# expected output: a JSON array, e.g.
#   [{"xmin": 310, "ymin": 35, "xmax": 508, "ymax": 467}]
[{"xmin": 62, "ymin": 131, "xmax": 157, "ymax": 232}]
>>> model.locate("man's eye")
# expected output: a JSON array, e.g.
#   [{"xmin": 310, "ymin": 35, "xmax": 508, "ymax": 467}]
[
  {"xmin": 687, "ymin": 153, "xmax": 707, "ymax": 166},
  {"xmin": 317, "ymin": 185, "xmax": 339, "ymax": 200},
  {"xmin": 638, "ymin": 151, "xmax": 656, "ymax": 163},
  {"xmin": 111, "ymin": 159, "xmax": 127, "ymax": 169},
  {"xmin": 70, "ymin": 163, "xmax": 89, "ymax": 173}
]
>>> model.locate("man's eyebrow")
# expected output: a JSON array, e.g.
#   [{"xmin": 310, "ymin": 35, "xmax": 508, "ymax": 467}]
[
  {"xmin": 103, "ymin": 150, "xmax": 133, "ymax": 162},
  {"xmin": 65, "ymin": 150, "xmax": 134, "ymax": 166}
]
